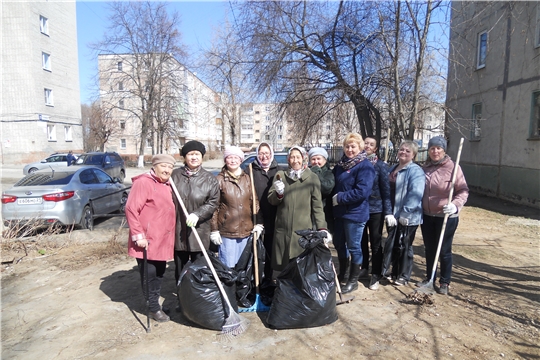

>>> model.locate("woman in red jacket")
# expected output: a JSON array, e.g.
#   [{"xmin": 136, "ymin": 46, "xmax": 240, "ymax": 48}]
[{"xmin": 126, "ymin": 154, "xmax": 176, "ymax": 322}]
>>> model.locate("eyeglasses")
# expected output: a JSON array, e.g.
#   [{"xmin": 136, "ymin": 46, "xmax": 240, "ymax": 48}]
[{"xmin": 258, "ymin": 152, "xmax": 271, "ymax": 158}]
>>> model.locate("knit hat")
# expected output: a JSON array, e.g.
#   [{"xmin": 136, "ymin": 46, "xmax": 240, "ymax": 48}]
[
  {"xmin": 308, "ymin": 147, "xmax": 328, "ymax": 160},
  {"xmin": 428, "ymin": 136, "xmax": 447, "ymax": 151},
  {"xmin": 181, "ymin": 140, "xmax": 206, "ymax": 157},
  {"xmin": 223, "ymin": 145, "xmax": 244, "ymax": 161},
  {"xmin": 152, "ymin": 154, "xmax": 176, "ymax": 166}
]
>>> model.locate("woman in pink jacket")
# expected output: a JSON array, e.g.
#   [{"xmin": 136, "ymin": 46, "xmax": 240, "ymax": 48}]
[
  {"xmin": 126, "ymin": 154, "xmax": 176, "ymax": 322},
  {"xmin": 419, "ymin": 137, "xmax": 469, "ymax": 295}
]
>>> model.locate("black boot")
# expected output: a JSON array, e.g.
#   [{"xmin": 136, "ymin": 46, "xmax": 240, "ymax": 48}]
[
  {"xmin": 338, "ymin": 257, "xmax": 350, "ymax": 285},
  {"xmin": 342, "ymin": 263, "xmax": 361, "ymax": 294}
]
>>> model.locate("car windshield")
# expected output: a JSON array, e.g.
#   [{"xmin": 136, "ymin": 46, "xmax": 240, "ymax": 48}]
[
  {"xmin": 15, "ymin": 172, "xmax": 74, "ymax": 186},
  {"xmin": 77, "ymin": 154, "xmax": 104, "ymax": 165}
]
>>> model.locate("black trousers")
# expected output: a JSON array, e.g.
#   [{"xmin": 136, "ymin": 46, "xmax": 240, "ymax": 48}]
[
  {"xmin": 136, "ymin": 258, "xmax": 166, "ymax": 313},
  {"xmin": 173, "ymin": 250, "xmax": 203, "ymax": 285},
  {"xmin": 361, "ymin": 212, "xmax": 384, "ymax": 275}
]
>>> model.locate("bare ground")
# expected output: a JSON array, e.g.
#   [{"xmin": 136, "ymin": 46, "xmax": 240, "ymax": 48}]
[{"xmin": 1, "ymin": 194, "xmax": 539, "ymax": 360}]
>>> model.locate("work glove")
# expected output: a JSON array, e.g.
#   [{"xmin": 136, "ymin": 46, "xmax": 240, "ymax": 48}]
[
  {"xmin": 398, "ymin": 217, "xmax": 409, "ymax": 226},
  {"xmin": 274, "ymin": 180, "xmax": 285, "ymax": 196},
  {"xmin": 210, "ymin": 231, "xmax": 222, "ymax": 245},
  {"xmin": 252, "ymin": 224, "xmax": 264, "ymax": 239},
  {"xmin": 332, "ymin": 194, "xmax": 338, "ymax": 206},
  {"xmin": 385, "ymin": 215, "xmax": 397, "ymax": 227},
  {"xmin": 443, "ymin": 203, "xmax": 457, "ymax": 215},
  {"xmin": 320, "ymin": 229, "xmax": 332, "ymax": 244},
  {"xmin": 186, "ymin": 213, "xmax": 199, "ymax": 227}
]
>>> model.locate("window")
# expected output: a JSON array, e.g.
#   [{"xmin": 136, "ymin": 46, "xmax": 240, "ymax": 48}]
[
  {"xmin": 265, "ymin": 135, "xmax": 270, "ymax": 140},
  {"xmin": 255, "ymin": 111, "xmax": 260, "ymax": 114},
  {"xmin": 40, "ymin": 15, "xmax": 48, "ymax": 35},
  {"xmin": 117, "ymin": 61, "xmax": 122, "ymax": 71},
  {"xmin": 278, "ymin": 125, "xmax": 283, "ymax": 131},
  {"xmin": 118, "ymin": 82, "xmax": 123, "ymax": 90},
  {"xmin": 119, "ymin": 100, "xmax": 124, "ymax": 109},
  {"xmin": 477, "ymin": 31, "xmax": 488, "ymax": 69},
  {"xmin": 120, "ymin": 120, "xmax": 126, "ymax": 130},
  {"xmin": 47, "ymin": 124, "xmax": 56, "ymax": 141},
  {"xmin": 44, "ymin": 88, "xmax": 53, "ymax": 106},
  {"xmin": 471, "ymin": 103, "xmax": 482, "ymax": 140},
  {"xmin": 146, "ymin": 138, "xmax": 153, "ymax": 148},
  {"xmin": 120, "ymin": 139, "xmax": 127, "ymax": 149},
  {"xmin": 42, "ymin": 52, "xmax": 51, "ymax": 71},
  {"xmin": 278, "ymin": 135, "xmax": 282, "ymax": 140},
  {"xmin": 265, "ymin": 125, "xmax": 270, "ymax": 130},
  {"xmin": 265, "ymin": 106, "xmax": 271, "ymax": 111},
  {"xmin": 326, "ymin": 125, "xmax": 331, "ymax": 130},
  {"xmin": 530, "ymin": 91, "xmax": 540, "ymax": 138},
  {"xmin": 64, "ymin": 126, "xmax": 72, "ymax": 141},
  {"xmin": 255, "ymin": 130, "xmax": 260, "ymax": 133}
]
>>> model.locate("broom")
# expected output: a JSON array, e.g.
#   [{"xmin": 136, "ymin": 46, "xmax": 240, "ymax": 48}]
[
  {"xmin": 416, "ymin": 137, "xmax": 464, "ymax": 295},
  {"xmin": 169, "ymin": 177, "xmax": 249, "ymax": 336},
  {"xmin": 239, "ymin": 164, "xmax": 270, "ymax": 312}
]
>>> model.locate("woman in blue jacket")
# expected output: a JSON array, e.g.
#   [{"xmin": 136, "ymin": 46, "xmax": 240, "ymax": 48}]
[{"xmin": 332, "ymin": 133, "xmax": 375, "ymax": 294}]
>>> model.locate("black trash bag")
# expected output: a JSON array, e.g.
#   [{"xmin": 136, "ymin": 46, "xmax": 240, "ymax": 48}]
[
  {"xmin": 234, "ymin": 235, "xmax": 267, "ymax": 308},
  {"xmin": 381, "ymin": 225, "xmax": 399, "ymax": 277},
  {"xmin": 177, "ymin": 253, "xmax": 238, "ymax": 331},
  {"xmin": 382, "ymin": 225, "xmax": 411, "ymax": 278},
  {"xmin": 266, "ymin": 229, "xmax": 338, "ymax": 329}
]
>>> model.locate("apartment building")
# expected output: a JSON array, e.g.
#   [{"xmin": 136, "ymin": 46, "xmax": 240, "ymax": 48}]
[
  {"xmin": 446, "ymin": 1, "xmax": 540, "ymax": 207},
  {"xmin": 1, "ymin": 1, "xmax": 82, "ymax": 164}
]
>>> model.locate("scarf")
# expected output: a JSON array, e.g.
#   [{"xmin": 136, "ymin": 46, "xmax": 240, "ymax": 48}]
[
  {"xmin": 225, "ymin": 167, "xmax": 242, "ymax": 182},
  {"xmin": 367, "ymin": 153, "xmax": 378, "ymax": 165},
  {"xmin": 425, "ymin": 154, "xmax": 450, "ymax": 167},
  {"xmin": 337, "ymin": 151, "xmax": 368, "ymax": 170},
  {"xmin": 184, "ymin": 165, "xmax": 201, "ymax": 177},
  {"xmin": 289, "ymin": 169, "xmax": 304, "ymax": 180}
]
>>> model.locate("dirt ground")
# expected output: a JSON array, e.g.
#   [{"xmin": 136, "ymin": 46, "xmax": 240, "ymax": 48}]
[{"xmin": 1, "ymin": 193, "xmax": 539, "ymax": 360}]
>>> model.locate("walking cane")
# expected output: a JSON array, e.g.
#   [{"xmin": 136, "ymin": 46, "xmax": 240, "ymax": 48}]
[{"xmin": 143, "ymin": 247, "xmax": 150, "ymax": 333}]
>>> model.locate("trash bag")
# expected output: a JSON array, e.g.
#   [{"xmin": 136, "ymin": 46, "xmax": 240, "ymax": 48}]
[
  {"xmin": 177, "ymin": 253, "xmax": 238, "ymax": 331},
  {"xmin": 235, "ymin": 235, "xmax": 266, "ymax": 308},
  {"xmin": 266, "ymin": 229, "xmax": 338, "ymax": 329},
  {"xmin": 381, "ymin": 225, "xmax": 399, "ymax": 277},
  {"xmin": 382, "ymin": 225, "xmax": 412, "ymax": 278}
]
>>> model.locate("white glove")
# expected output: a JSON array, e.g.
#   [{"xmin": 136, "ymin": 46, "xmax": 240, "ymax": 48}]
[
  {"xmin": 321, "ymin": 230, "xmax": 332, "ymax": 244},
  {"xmin": 186, "ymin": 213, "xmax": 199, "ymax": 227},
  {"xmin": 332, "ymin": 194, "xmax": 338, "ymax": 206},
  {"xmin": 252, "ymin": 224, "xmax": 264, "ymax": 238},
  {"xmin": 274, "ymin": 180, "xmax": 285, "ymax": 195},
  {"xmin": 385, "ymin": 215, "xmax": 397, "ymax": 227},
  {"xmin": 399, "ymin": 217, "xmax": 409, "ymax": 226},
  {"xmin": 443, "ymin": 203, "xmax": 457, "ymax": 215},
  {"xmin": 210, "ymin": 231, "xmax": 222, "ymax": 245}
]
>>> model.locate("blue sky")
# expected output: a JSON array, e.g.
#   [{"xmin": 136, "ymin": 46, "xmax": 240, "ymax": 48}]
[{"xmin": 76, "ymin": 1, "xmax": 228, "ymax": 105}]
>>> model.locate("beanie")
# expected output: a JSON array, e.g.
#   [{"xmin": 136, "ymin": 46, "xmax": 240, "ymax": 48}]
[
  {"xmin": 181, "ymin": 140, "xmax": 206, "ymax": 157},
  {"xmin": 428, "ymin": 136, "xmax": 447, "ymax": 152},
  {"xmin": 308, "ymin": 147, "xmax": 329, "ymax": 160},
  {"xmin": 223, "ymin": 146, "xmax": 244, "ymax": 161},
  {"xmin": 152, "ymin": 154, "xmax": 176, "ymax": 166}
]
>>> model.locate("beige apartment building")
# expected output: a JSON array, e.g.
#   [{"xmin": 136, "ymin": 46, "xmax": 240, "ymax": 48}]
[
  {"xmin": 446, "ymin": 1, "xmax": 540, "ymax": 207},
  {"xmin": 1, "ymin": 1, "xmax": 82, "ymax": 164}
]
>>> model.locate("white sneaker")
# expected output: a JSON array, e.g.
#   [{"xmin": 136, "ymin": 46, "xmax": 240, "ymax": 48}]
[{"xmin": 369, "ymin": 275, "xmax": 380, "ymax": 290}]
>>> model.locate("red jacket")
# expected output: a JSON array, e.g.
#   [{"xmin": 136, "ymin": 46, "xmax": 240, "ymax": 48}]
[
  {"xmin": 422, "ymin": 155, "xmax": 469, "ymax": 217},
  {"xmin": 126, "ymin": 171, "xmax": 175, "ymax": 261}
]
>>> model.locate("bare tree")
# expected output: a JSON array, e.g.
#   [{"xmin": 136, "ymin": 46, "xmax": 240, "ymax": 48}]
[
  {"xmin": 92, "ymin": 1, "xmax": 186, "ymax": 166},
  {"xmin": 81, "ymin": 102, "xmax": 120, "ymax": 152}
]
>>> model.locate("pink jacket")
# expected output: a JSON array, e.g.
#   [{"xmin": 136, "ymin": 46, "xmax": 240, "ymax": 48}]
[
  {"xmin": 126, "ymin": 172, "xmax": 175, "ymax": 261},
  {"xmin": 422, "ymin": 155, "xmax": 469, "ymax": 217}
]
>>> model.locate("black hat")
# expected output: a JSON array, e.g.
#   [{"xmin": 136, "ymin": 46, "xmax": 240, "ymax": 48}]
[{"xmin": 181, "ymin": 140, "xmax": 206, "ymax": 157}]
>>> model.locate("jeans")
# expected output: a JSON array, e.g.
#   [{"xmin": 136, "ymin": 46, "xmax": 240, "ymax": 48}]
[
  {"xmin": 218, "ymin": 235, "xmax": 250, "ymax": 268},
  {"xmin": 421, "ymin": 215, "xmax": 459, "ymax": 285},
  {"xmin": 361, "ymin": 212, "xmax": 384, "ymax": 275},
  {"xmin": 136, "ymin": 258, "xmax": 166, "ymax": 313},
  {"xmin": 333, "ymin": 218, "xmax": 366, "ymax": 265}
]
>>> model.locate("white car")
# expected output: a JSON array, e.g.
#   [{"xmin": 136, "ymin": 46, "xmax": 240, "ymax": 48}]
[{"xmin": 23, "ymin": 153, "xmax": 78, "ymax": 175}]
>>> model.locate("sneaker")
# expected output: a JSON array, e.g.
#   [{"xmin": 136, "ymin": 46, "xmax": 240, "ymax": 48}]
[
  {"xmin": 437, "ymin": 283, "xmax": 449, "ymax": 295},
  {"xmin": 369, "ymin": 275, "xmax": 380, "ymax": 290},
  {"xmin": 358, "ymin": 268, "xmax": 369, "ymax": 279},
  {"xmin": 150, "ymin": 310, "xmax": 170, "ymax": 322},
  {"xmin": 394, "ymin": 277, "xmax": 408, "ymax": 286},
  {"xmin": 416, "ymin": 279, "xmax": 431, "ymax": 287}
]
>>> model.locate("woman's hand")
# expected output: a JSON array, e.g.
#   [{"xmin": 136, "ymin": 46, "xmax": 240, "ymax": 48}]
[
  {"xmin": 385, "ymin": 215, "xmax": 397, "ymax": 227},
  {"xmin": 186, "ymin": 213, "xmax": 199, "ymax": 227},
  {"xmin": 252, "ymin": 224, "xmax": 264, "ymax": 238},
  {"xmin": 135, "ymin": 239, "xmax": 148, "ymax": 249},
  {"xmin": 210, "ymin": 231, "xmax": 222, "ymax": 245}
]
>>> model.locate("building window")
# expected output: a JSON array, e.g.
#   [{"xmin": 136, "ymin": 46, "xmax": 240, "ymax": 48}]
[
  {"xmin": 536, "ymin": 4, "xmax": 540, "ymax": 48},
  {"xmin": 265, "ymin": 125, "xmax": 270, "ymax": 130},
  {"xmin": 265, "ymin": 106, "xmax": 271, "ymax": 111},
  {"xmin": 44, "ymin": 88, "xmax": 53, "ymax": 106},
  {"xmin": 47, "ymin": 124, "xmax": 56, "ymax": 141},
  {"xmin": 119, "ymin": 100, "xmax": 124, "ymax": 109},
  {"xmin": 476, "ymin": 31, "xmax": 488, "ymax": 69},
  {"xmin": 42, "ymin": 52, "xmax": 51, "ymax": 71},
  {"xmin": 120, "ymin": 139, "xmax": 127, "ymax": 149},
  {"xmin": 118, "ymin": 82, "xmax": 123, "ymax": 90},
  {"xmin": 278, "ymin": 135, "xmax": 282, "ymax": 140},
  {"xmin": 146, "ymin": 138, "xmax": 153, "ymax": 148},
  {"xmin": 64, "ymin": 126, "xmax": 73, "ymax": 141},
  {"xmin": 471, "ymin": 103, "xmax": 482, "ymax": 140},
  {"xmin": 120, "ymin": 120, "xmax": 126, "ymax": 130},
  {"xmin": 531, "ymin": 91, "xmax": 540, "ymax": 138},
  {"xmin": 265, "ymin": 135, "xmax": 270, "ymax": 140},
  {"xmin": 255, "ymin": 130, "xmax": 260, "ymax": 133},
  {"xmin": 40, "ymin": 15, "xmax": 49, "ymax": 35},
  {"xmin": 117, "ymin": 61, "xmax": 122, "ymax": 71}
]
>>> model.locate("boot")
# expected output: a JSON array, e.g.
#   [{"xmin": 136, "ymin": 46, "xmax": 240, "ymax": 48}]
[
  {"xmin": 342, "ymin": 263, "xmax": 361, "ymax": 294},
  {"xmin": 337, "ymin": 257, "xmax": 349, "ymax": 285}
]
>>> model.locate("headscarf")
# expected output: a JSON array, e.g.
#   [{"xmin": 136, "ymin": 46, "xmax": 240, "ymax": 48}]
[
  {"xmin": 288, "ymin": 145, "xmax": 308, "ymax": 180},
  {"xmin": 255, "ymin": 142, "xmax": 274, "ymax": 170}
]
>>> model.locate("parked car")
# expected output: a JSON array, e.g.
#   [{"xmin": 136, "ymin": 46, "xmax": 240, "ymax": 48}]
[
  {"xmin": 2, "ymin": 167, "xmax": 128, "ymax": 231},
  {"xmin": 240, "ymin": 152, "xmax": 289, "ymax": 171},
  {"xmin": 74, "ymin": 152, "xmax": 126, "ymax": 183},
  {"xmin": 23, "ymin": 153, "xmax": 78, "ymax": 175}
]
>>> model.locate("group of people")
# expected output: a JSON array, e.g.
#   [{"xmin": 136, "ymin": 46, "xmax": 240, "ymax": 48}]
[{"xmin": 124, "ymin": 133, "xmax": 468, "ymax": 323}]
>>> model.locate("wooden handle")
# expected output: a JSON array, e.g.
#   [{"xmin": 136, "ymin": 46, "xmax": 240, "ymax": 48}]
[{"xmin": 249, "ymin": 164, "xmax": 260, "ymax": 289}]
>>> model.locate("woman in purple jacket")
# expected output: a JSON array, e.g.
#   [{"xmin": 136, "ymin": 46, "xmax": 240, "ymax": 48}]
[
  {"xmin": 420, "ymin": 136, "xmax": 469, "ymax": 295},
  {"xmin": 332, "ymin": 133, "xmax": 375, "ymax": 294}
]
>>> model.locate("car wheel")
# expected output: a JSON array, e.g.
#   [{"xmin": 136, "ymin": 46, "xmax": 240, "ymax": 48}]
[
  {"xmin": 79, "ymin": 205, "xmax": 94, "ymax": 230},
  {"xmin": 28, "ymin": 167, "xmax": 38, "ymax": 173},
  {"xmin": 119, "ymin": 170, "xmax": 126, "ymax": 183},
  {"xmin": 119, "ymin": 193, "xmax": 128, "ymax": 213}
]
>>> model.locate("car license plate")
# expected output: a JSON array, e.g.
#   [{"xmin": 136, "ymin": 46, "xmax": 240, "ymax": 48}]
[{"xmin": 17, "ymin": 198, "xmax": 43, "ymax": 205}]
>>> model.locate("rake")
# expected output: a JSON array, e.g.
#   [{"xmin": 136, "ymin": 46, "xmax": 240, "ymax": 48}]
[
  {"xmin": 416, "ymin": 137, "xmax": 464, "ymax": 295},
  {"xmin": 169, "ymin": 177, "xmax": 249, "ymax": 336}
]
